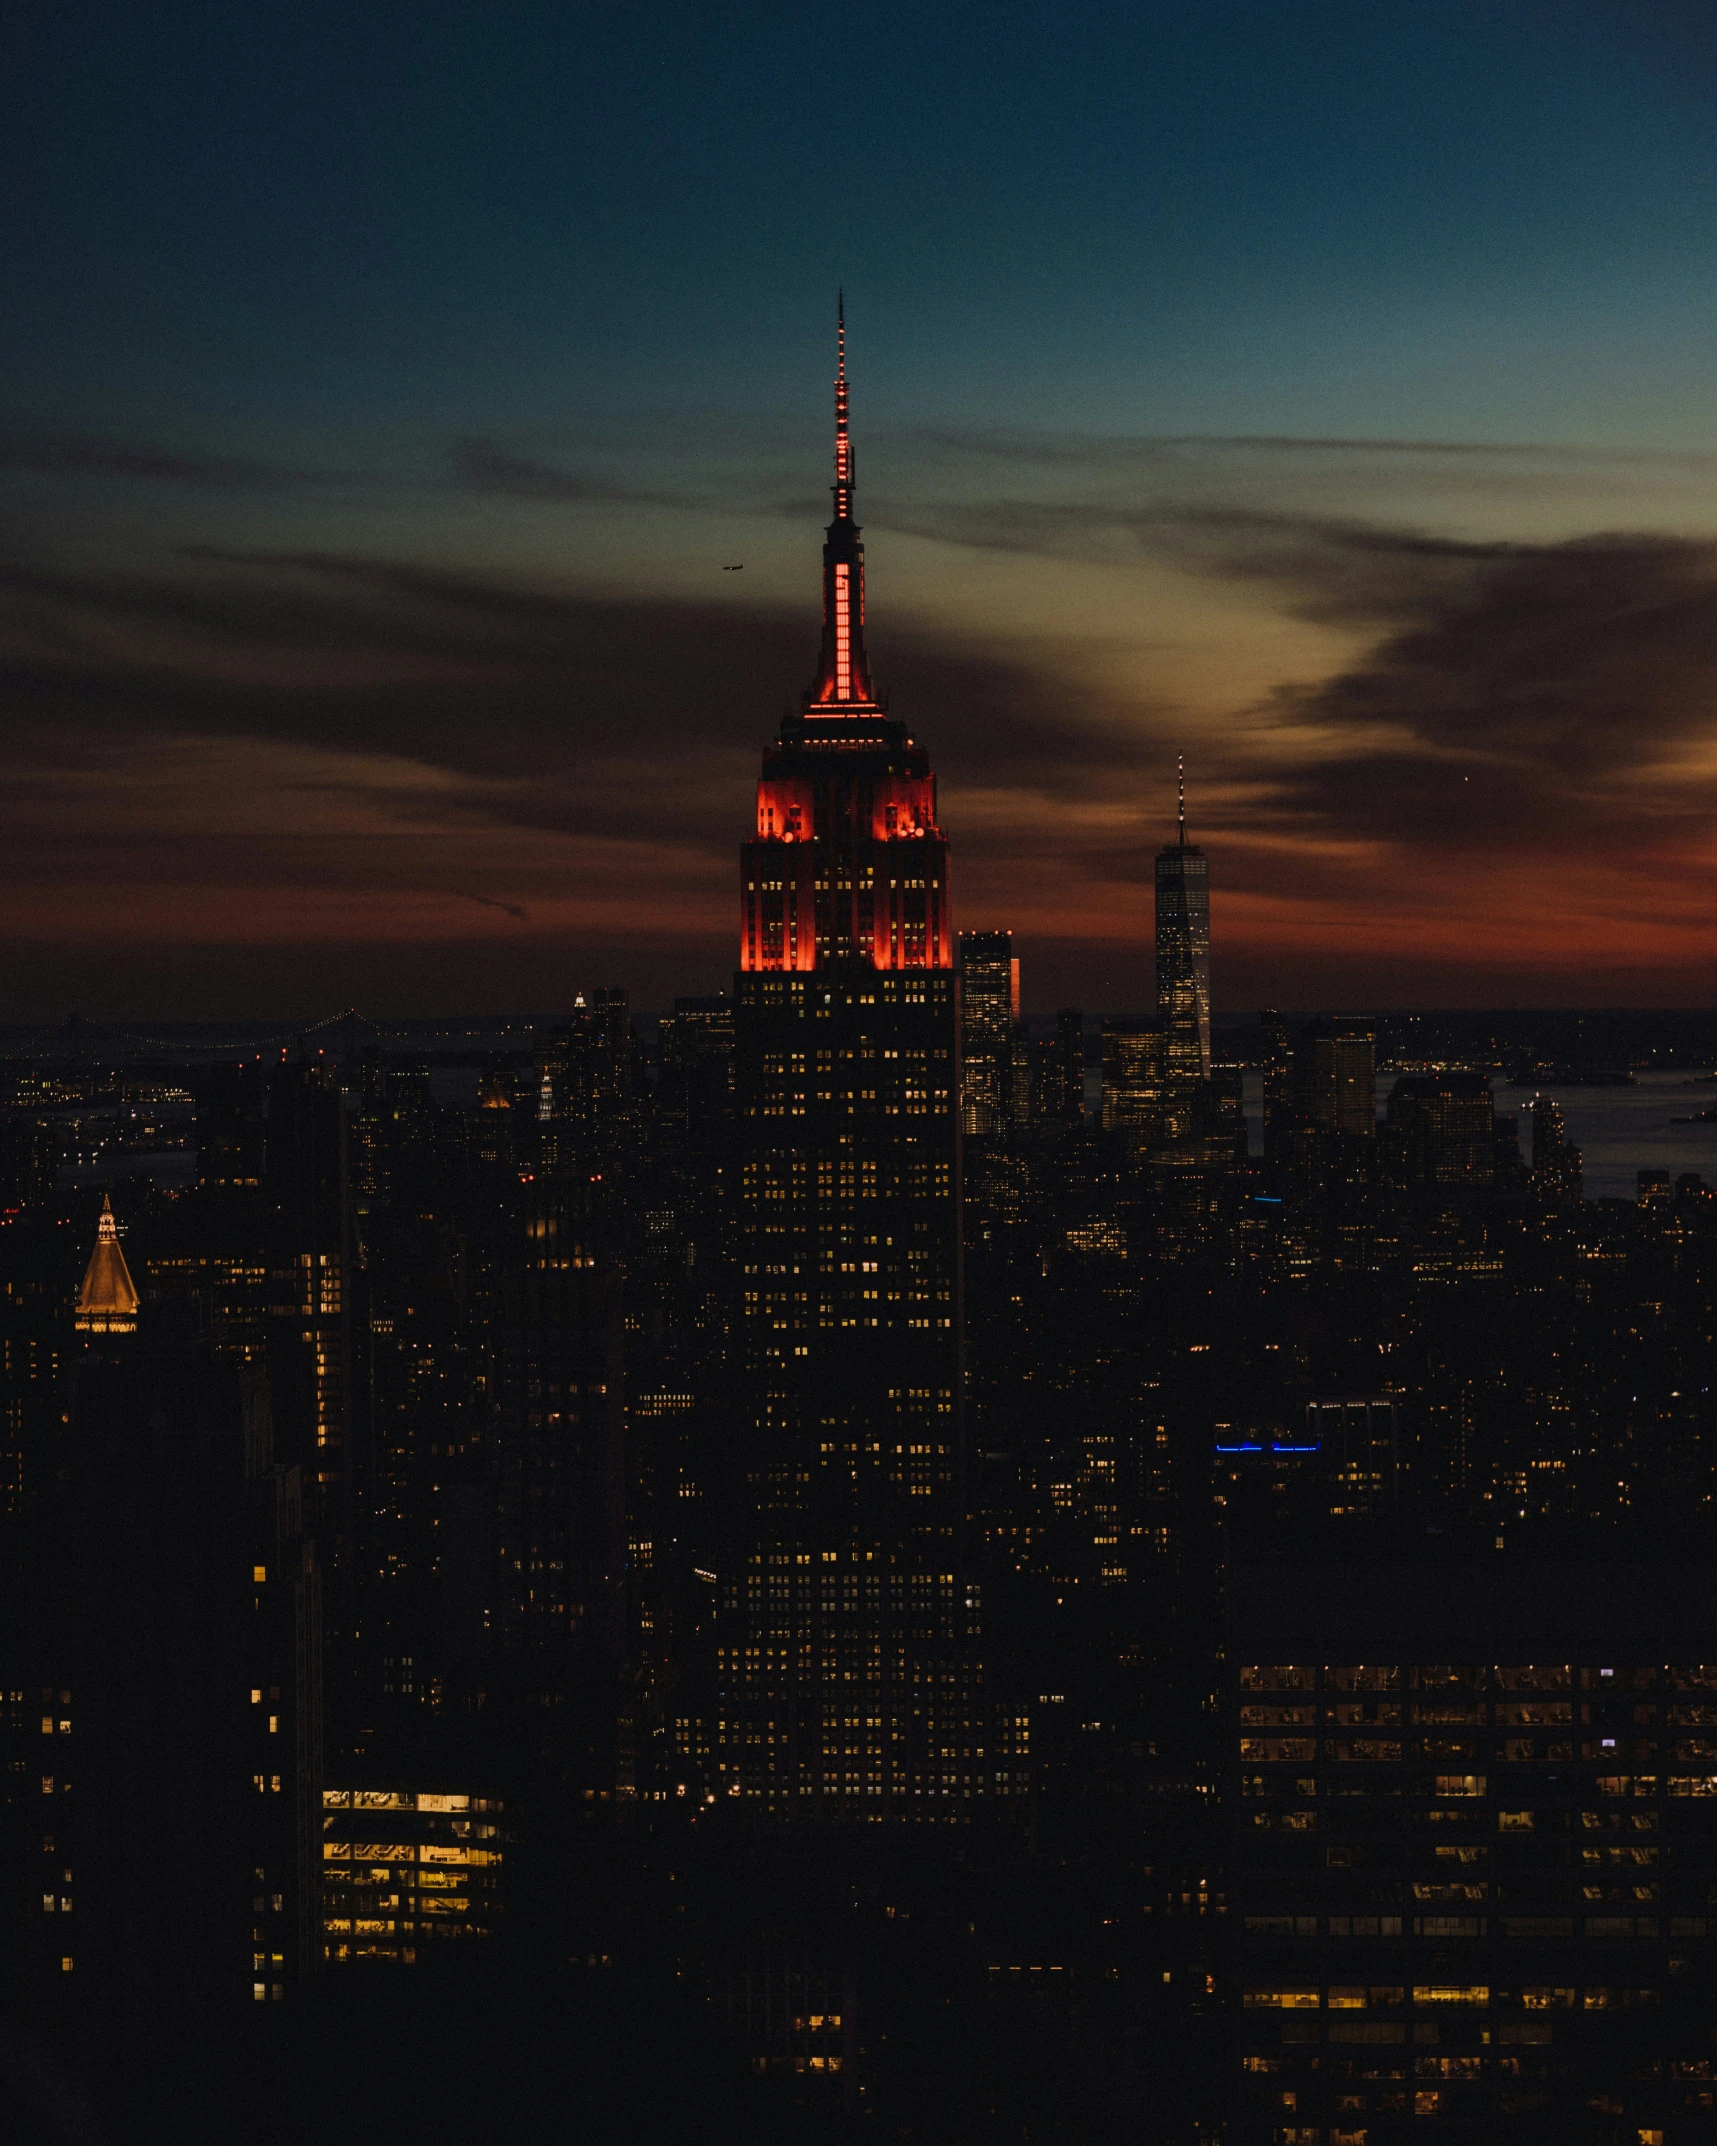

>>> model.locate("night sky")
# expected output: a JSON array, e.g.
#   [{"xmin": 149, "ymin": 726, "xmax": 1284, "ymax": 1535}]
[{"xmin": 8, "ymin": 0, "xmax": 1717, "ymax": 1017}]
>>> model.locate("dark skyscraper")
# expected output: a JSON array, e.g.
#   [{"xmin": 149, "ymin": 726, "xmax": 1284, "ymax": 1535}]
[
  {"xmin": 1039, "ymin": 1006, "xmax": 1087, "ymax": 1130},
  {"xmin": 490, "ymin": 1180, "xmax": 625, "ymax": 1786},
  {"xmin": 722, "ymin": 310, "xmax": 1022, "ymax": 1818},
  {"xmin": 1386, "ymin": 1072, "xmax": 1497, "ymax": 1188},
  {"xmin": 1101, "ymin": 1018, "xmax": 1166, "ymax": 1156},
  {"xmin": 265, "ymin": 1057, "xmax": 353, "ymax": 1580},
  {"xmin": 957, "ymin": 929, "xmax": 1017, "ymax": 1137},
  {"xmin": 23, "ymin": 1257, "xmax": 322, "ymax": 2138},
  {"xmin": 1258, "ymin": 1007, "xmax": 1292, "ymax": 1169},
  {"xmin": 1294, "ymin": 1015, "xmax": 1378, "ymax": 1139},
  {"xmin": 1155, "ymin": 760, "xmax": 1211, "ymax": 1089},
  {"xmin": 1529, "ymin": 1092, "xmax": 1583, "ymax": 1207}
]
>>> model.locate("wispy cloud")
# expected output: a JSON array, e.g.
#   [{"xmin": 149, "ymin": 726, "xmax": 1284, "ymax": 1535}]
[
  {"xmin": 0, "ymin": 432, "xmax": 342, "ymax": 490},
  {"xmin": 900, "ymin": 422, "xmax": 1717, "ymax": 473},
  {"xmin": 2, "ymin": 498, "xmax": 1716, "ymax": 1008},
  {"xmin": 448, "ymin": 437, "xmax": 691, "ymax": 508}
]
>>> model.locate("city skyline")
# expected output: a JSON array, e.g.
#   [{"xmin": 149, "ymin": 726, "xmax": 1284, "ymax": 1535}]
[
  {"xmin": 9, "ymin": 3, "xmax": 1717, "ymax": 1015},
  {"xmin": 15, "ymin": 17, "xmax": 1717, "ymax": 2138}
]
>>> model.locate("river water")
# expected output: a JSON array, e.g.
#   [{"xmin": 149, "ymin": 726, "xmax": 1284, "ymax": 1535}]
[
  {"xmin": 1239, "ymin": 1069, "xmax": 1717, "ymax": 1202},
  {"xmin": 1499, "ymin": 1070, "xmax": 1717, "ymax": 1201}
]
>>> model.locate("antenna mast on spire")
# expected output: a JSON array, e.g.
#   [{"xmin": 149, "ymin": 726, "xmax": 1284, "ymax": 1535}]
[
  {"xmin": 1177, "ymin": 754, "xmax": 1186, "ymax": 846},
  {"xmin": 833, "ymin": 290, "xmax": 853, "ymax": 519},
  {"xmin": 804, "ymin": 293, "xmax": 875, "ymax": 708}
]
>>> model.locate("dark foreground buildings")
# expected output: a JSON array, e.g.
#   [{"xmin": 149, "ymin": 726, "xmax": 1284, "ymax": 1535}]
[
  {"xmin": 1231, "ymin": 1539, "xmax": 1717, "ymax": 2143},
  {"xmin": 15, "ymin": 1282, "xmax": 321, "ymax": 2131}
]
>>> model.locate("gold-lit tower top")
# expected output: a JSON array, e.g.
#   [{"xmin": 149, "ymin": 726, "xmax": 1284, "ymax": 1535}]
[{"xmin": 76, "ymin": 1194, "xmax": 139, "ymax": 1335}]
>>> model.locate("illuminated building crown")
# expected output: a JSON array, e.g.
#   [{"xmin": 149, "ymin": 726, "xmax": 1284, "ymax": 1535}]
[
  {"xmin": 77, "ymin": 1194, "xmax": 139, "ymax": 1335},
  {"xmin": 739, "ymin": 305, "xmax": 952, "ymax": 973}
]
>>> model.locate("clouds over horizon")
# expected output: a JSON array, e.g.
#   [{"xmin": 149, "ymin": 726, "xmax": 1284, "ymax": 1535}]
[{"xmin": 4, "ymin": 447, "xmax": 1717, "ymax": 1011}]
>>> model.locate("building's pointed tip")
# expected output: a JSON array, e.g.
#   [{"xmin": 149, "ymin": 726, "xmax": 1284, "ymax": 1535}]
[
  {"xmin": 79, "ymin": 1193, "xmax": 138, "ymax": 1331},
  {"xmin": 809, "ymin": 298, "xmax": 874, "ymax": 707},
  {"xmin": 832, "ymin": 295, "xmax": 854, "ymax": 513}
]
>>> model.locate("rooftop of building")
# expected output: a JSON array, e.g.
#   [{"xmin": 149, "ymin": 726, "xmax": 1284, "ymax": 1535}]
[{"xmin": 76, "ymin": 1193, "xmax": 139, "ymax": 1331}]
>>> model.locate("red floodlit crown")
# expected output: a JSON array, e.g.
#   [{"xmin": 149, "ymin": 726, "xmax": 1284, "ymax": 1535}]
[{"xmin": 739, "ymin": 305, "xmax": 952, "ymax": 973}]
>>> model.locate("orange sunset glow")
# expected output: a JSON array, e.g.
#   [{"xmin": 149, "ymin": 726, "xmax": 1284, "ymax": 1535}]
[{"xmin": 9, "ymin": 479, "xmax": 1717, "ymax": 1015}]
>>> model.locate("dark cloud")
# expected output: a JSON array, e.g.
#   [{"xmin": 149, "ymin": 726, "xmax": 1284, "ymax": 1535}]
[
  {"xmin": 906, "ymin": 425, "xmax": 1560, "ymax": 468},
  {"xmin": 4, "ymin": 507, "xmax": 1716, "ymax": 1014},
  {"xmin": 0, "ymin": 546, "xmax": 1165, "ymax": 850},
  {"xmin": 0, "ymin": 432, "xmax": 336, "ymax": 490},
  {"xmin": 10, "ymin": 521, "xmax": 1717, "ymax": 875},
  {"xmin": 449, "ymin": 438, "xmax": 686, "ymax": 508},
  {"xmin": 0, "ymin": 936, "xmax": 736, "ymax": 1023},
  {"xmin": 1246, "ymin": 531, "xmax": 1717, "ymax": 851},
  {"xmin": 447, "ymin": 434, "xmax": 830, "ymax": 523},
  {"xmin": 900, "ymin": 422, "xmax": 1717, "ymax": 473},
  {"xmin": 1130, "ymin": 506, "xmax": 1517, "ymax": 624},
  {"xmin": 878, "ymin": 496, "xmax": 1514, "ymax": 624},
  {"xmin": 862, "ymin": 493, "xmax": 1717, "ymax": 861}
]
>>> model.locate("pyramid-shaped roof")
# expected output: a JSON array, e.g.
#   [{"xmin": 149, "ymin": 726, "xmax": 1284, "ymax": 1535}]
[{"xmin": 76, "ymin": 1195, "xmax": 139, "ymax": 1333}]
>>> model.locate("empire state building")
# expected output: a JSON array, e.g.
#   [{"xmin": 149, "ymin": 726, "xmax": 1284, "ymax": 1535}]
[
  {"xmin": 739, "ymin": 304, "xmax": 951, "ymax": 974},
  {"xmin": 718, "ymin": 309, "xmax": 1025, "ymax": 1820}
]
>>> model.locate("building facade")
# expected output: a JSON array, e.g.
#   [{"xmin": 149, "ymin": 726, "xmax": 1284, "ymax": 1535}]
[
  {"xmin": 1228, "ymin": 1543, "xmax": 1717, "ymax": 2143},
  {"xmin": 1155, "ymin": 769, "xmax": 1212, "ymax": 1089},
  {"xmin": 1295, "ymin": 1018, "xmax": 1379, "ymax": 1141},
  {"xmin": 1386, "ymin": 1075, "xmax": 1498, "ymax": 1189},
  {"xmin": 321, "ymin": 1786, "xmax": 504, "ymax": 1965},
  {"xmin": 720, "ymin": 311, "xmax": 1024, "ymax": 1820},
  {"xmin": 957, "ymin": 930, "xmax": 1017, "ymax": 1138},
  {"xmin": 22, "ymin": 1292, "xmax": 321, "ymax": 2133},
  {"xmin": 489, "ymin": 1179, "xmax": 625, "ymax": 1787},
  {"xmin": 1102, "ymin": 1018, "xmax": 1167, "ymax": 1157}
]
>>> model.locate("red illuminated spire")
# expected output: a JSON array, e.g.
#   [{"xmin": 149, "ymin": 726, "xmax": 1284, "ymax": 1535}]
[
  {"xmin": 742, "ymin": 307, "xmax": 952, "ymax": 974},
  {"xmin": 807, "ymin": 293, "xmax": 877, "ymax": 710}
]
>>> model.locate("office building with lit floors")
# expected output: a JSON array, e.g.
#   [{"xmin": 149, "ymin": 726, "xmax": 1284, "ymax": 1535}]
[
  {"xmin": 957, "ymin": 929, "xmax": 1017, "ymax": 1137},
  {"xmin": 321, "ymin": 1786, "xmax": 504, "ymax": 1963},
  {"xmin": 720, "ymin": 310, "xmax": 1028, "ymax": 1820},
  {"xmin": 1156, "ymin": 766, "xmax": 1211, "ymax": 1120},
  {"xmin": 1227, "ymin": 1531, "xmax": 1717, "ymax": 2144}
]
